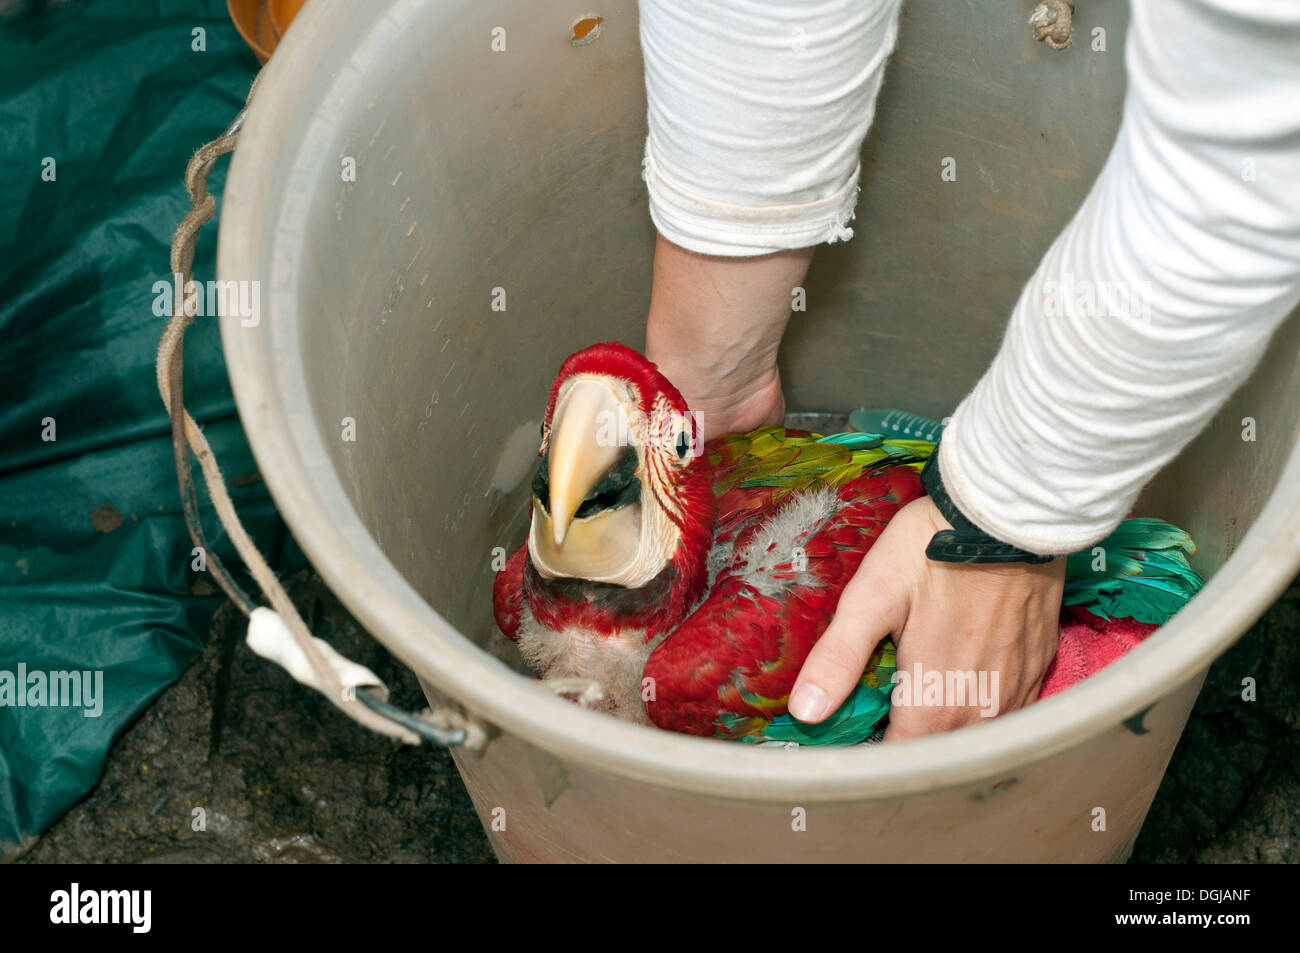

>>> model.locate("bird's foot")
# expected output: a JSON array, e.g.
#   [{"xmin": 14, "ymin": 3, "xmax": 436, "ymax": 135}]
[{"xmin": 542, "ymin": 676, "xmax": 606, "ymax": 709}]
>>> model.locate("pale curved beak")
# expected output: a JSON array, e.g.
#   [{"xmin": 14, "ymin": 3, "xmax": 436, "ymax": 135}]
[{"xmin": 546, "ymin": 379, "xmax": 625, "ymax": 545}]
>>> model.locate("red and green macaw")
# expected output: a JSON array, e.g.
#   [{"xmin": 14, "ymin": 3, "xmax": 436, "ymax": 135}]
[{"xmin": 493, "ymin": 342, "xmax": 1203, "ymax": 744}]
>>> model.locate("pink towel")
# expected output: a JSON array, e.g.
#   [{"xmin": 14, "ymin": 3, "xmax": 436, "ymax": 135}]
[{"xmin": 1038, "ymin": 606, "xmax": 1158, "ymax": 699}]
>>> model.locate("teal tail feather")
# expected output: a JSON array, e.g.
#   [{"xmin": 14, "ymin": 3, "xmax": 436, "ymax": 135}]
[
  {"xmin": 1063, "ymin": 518, "xmax": 1204, "ymax": 624},
  {"xmin": 849, "ymin": 408, "xmax": 946, "ymax": 443}
]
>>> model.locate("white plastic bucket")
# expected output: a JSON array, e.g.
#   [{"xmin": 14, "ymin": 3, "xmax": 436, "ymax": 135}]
[{"xmin": 218, "ymin": 0, "xmax": 1300, "ymax": 861}]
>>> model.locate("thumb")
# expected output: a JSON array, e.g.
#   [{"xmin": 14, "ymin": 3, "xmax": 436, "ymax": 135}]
[{"xmin": 788, "ymin": 562, "xmax": 909, "ymax": 724}]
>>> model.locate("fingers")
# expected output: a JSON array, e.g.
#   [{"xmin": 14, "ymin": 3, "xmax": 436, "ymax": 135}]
[{"xmin": 789, "ymin": 558, "xmax": 908, "ymax": 724}]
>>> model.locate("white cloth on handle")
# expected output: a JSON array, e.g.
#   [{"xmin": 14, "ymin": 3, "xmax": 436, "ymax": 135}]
[
  {"xmin": 245, "ymin": 607, "xmax": 387, "ymax": 703},
  {"xmin": 639, "ymin": 0, "xmax": 1300, "ymax": 553}
]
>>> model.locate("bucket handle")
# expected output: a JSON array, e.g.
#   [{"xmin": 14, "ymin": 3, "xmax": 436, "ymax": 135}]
[{"xmin": 155, "ymin": 73, "xmax": 486, "ymax": 752}]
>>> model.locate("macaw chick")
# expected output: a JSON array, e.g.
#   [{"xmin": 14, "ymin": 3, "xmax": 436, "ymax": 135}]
[{"xmin": 493, "ymin": 342, "xmax": 1204, "ymax": 744}]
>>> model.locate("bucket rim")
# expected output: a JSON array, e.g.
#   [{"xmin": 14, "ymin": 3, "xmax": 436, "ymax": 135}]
[{"xmin": 217, "ymin": 0, "xmax": 1300, "ymax": 802}]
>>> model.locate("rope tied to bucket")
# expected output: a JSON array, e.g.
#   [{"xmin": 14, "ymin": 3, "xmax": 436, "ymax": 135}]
[{"xmin": 156, "ymin": 73, "xmax": 487, "ymax": 752}]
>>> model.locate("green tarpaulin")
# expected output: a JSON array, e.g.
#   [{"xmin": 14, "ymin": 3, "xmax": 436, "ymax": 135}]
[{"xmin": 0, "ymin": 0, "xmax": 301, "ymax": 851}]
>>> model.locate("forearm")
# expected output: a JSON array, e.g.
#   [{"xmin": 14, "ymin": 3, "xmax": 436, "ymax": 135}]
[
  {"xmin": 646, "ymin": 236, "xmax": 810, "ymax": 437},
  {"xmin": 943, "ymin": 0, "xmax": 1300, "ymax": 554}
]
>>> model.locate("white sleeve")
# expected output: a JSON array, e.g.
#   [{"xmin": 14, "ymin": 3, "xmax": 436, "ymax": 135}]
[
  {"xmin": 941, "ymin": 0, "xmax": 1300, "ymax": 555},
  {"xmin": 638, "ymin": 0, "xmax": 904, "ymax": 256}
]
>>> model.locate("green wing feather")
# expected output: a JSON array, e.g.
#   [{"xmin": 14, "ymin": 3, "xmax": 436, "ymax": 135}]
[
  {"xmin": 710, "ymin": 426, "xmax": 932, "ymax": 500},
  {"xmin": 756, "ymin": 683, "xmax": 892, "ymax": 745},
  {"xmin": 1063, "ymin": 517, "xmax": 1204, "ymax": 624}
]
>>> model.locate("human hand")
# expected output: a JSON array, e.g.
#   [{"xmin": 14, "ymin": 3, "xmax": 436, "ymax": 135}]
[
  {"xmin": 787, "ymin": 495, "xmax": 1066, "ymax": 741},
  {"xmin": 645, "ymin": 235, "xmax": 812, "ymax": 441}
]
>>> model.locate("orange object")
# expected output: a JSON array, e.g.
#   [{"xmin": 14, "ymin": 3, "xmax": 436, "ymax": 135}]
[
  {"xmin": 228, "ymin": 0, "xmax": 307, "ymax": 63},
  {"xmin": 570, "ymin": 15, "xmax": 603, "ymax": 44},
  {"xmin": 270, "ymin": 0, "xmax": 307, "ymax": 40}
]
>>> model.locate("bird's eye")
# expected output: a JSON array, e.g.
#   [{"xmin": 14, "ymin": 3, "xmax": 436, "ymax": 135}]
[{"xmin": 675, "ymin": 430, "xmax": 691, "ymax": 460}]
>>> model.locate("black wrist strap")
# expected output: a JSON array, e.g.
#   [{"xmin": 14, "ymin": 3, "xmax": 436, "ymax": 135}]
[{"xmin": 920, "ymin": 443, "xmax": 1054, "ymax": 565}]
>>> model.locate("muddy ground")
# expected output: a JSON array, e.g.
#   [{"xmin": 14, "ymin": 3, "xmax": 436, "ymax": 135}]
[{"xmin": 14, "ymin": 568, "xmax": 1300, "ymax": 864}]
